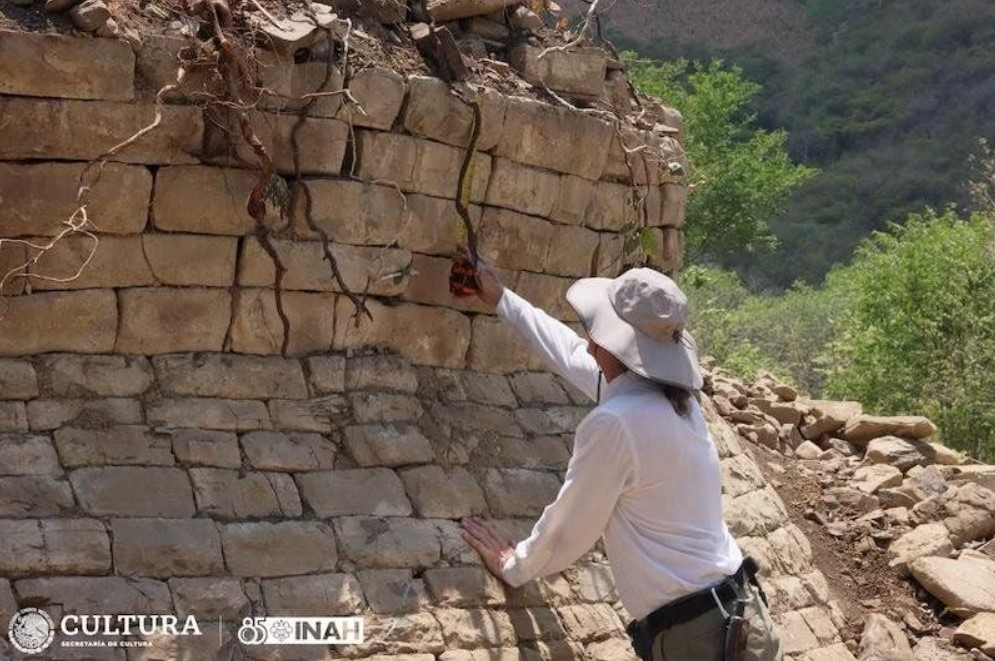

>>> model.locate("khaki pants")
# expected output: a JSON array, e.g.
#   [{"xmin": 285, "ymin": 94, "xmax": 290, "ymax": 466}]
[{"xmin": 632, "ymin": 582, "xmax": 783, "ymax": 661}]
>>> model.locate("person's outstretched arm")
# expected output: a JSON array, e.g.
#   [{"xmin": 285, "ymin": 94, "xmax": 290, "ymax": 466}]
[{"xmin": 474, "ymin": 257, "xmax": 600, "ymax": 402}]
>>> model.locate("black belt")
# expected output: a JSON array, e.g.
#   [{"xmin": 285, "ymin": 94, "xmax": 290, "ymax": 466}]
[{"xmin": 626, "ymin": 557, "xmax": 764, "ymax": 639}]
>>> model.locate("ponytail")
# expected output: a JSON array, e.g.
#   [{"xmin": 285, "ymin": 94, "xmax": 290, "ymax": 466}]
[{"xmin": 658, "ymin": 383, "xmax": 694, "ymax": 417}]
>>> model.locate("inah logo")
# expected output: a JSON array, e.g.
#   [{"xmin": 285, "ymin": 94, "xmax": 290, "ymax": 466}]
[
  {"xmin": 8, "ymin": 608, "xmax": 56, "ymax": 655},
  {"xmin": 237, "ymin": 617, "xmax": 364, "ymax": 645}
]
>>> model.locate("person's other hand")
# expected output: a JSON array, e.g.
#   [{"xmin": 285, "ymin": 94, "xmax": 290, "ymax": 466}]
[
  {"xmin": 459, "ymin": 246, "xmax": 505, "ymax": 309},
  {"xmin": 460, "ymin": 516, "xmax": 515, "ymax": 582}
]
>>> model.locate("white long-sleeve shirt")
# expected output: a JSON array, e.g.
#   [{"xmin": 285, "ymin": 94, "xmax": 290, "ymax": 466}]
[{"xmin": 496, "ymin": 288, "xmax": 743, "ymax": 620}]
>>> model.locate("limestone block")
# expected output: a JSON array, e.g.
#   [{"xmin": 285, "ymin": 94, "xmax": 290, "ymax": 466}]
[
  {"xmin": 235, "ymin": 111, "xmax": 349, "ymax": 176},
  {"xmin": 0, "ymin": 433, "xmax": 60, "ymax": 475},
  {"xmin": 657, "ymin": 226, "xmax": 684, "ymax": 273},
  {"xmin": 190, "ymin": 468, "xmax": 301, "ymax": 519},
  {"xmin": 721, "ymin": 454, "xmax": 768, "ymax": 499},
  {"xmin": 0, "ymin": 29, "xmax": 134, "ymax": 100},
  {"xmin": 843, "ymin": 414, "xmax": 938, "ymax": 445},
  {"xmin": 724, "ymin": 486, "xmax": 790, "ymax": 537},
  {"xmin": 262, "ymin": 573, "xmax": 365, "ymax": 616},
  {"xmin": 0, "ymin": 403, "xmax": 31, "ymax": 432},
  {"xmin": 516, "ymin": 406, "xmax": 587, "ymax": 435},
  {"xmin": 480, "ymin": 435, "xmax": 571, "ymax": 470},
  {"xmin": 801, "ymin": 400, "xmax": 862, "ymax": 440},
  {"xmin": 0, "ymin": 518, "xmax": 110, "ymax": 576},
  {"xmin": 909, "ymin": 552, "xmax": 995, "ymax": 617},
  {"xmin": 0, "ymin": 579, "xmax": 15, "ymax": 634},
  {"xmin": 0, "ymin": 290, "xmax": 117, "ymax": 355},
  {"xmin": 0, "ymin": 240, "xmax": 26, "ymax": 296},
  {"xmin": 147, "ymin": 398, "xmax": 270, "ymax": 431},
  {"xmin": 768, "ymin": 524, "xmax": 813, "ymax": 576},
  {"xmin": 604, "ymin": 128, "xmax": 668, "ymax": 186},
  {"xmin": 27, "ymin": 398, "xmax": 141, "ymax": 431},
  {"xmin": 26, "ymin": 234, "xmax": 153, "ymax": 291},
  {"xmin": 515, "ymin": 272, "xmax": 575, "ymax": 321},
  {"xmin": 544, "ymin": 225, "xmax": 600, "ymax": 279},
  {"xmin": 221, "ymin": 521, "xmax": 338, "ymax": 577},
  {"xmin": 142, "ymin": 234, "xmax": 238, "ymax": 286},
  {"xmin": 299, "ymin": 468, "xmax": 412, "ymax": 517},
  {"xmin": 777, "ymin": 610, "xmax": 820, "ymax": 655},
  {"xmin": 16, "ymin": 576, "xmax": 171, "ymax": 618},
  {"xmin": 468, "ymin": 315, "xmax": 544, "ymax": 373},
  {"xmin": 864, "ymin": 436, "xmax": 932, "ymax": 472},
  {"xmin": 0, "ymin": 163, "xmax": 151, "ymax": 238},
  {"xmin": 0, "ymin": 476, "xmax": 75, "ymax": 516},
  {"xmin": 359, "ymin": 612, "xmax": 446, "ymax": 656},
  {"xmin": 0, "ymin": 98, "xmax": 202, "ymax": 164},
  {"xmin": 134, "ymin": 35, "xmax": 220, "ymax": 101},
  {"xmin": 345, "ymin": 355, "xmax": 419, "ymax": 393},
  {"xmin": 357, "ymin": 569, "xmax": 430, "ymax": 615},
  {"xmin": 509, "ymin": 606, "xmax": 567, "ymax": 642},
  {"xmin": 584, "ymin": 180, "xmax": 639, "ymax": 232},
  {"xmin": 238, "ymin": 238, "xmax": 411, "ymax": 296},
  {"xmin": 154, "ymin": 354, "xmax": 308, "ymax": 399},
  {"xmin": 401, "ymin": 253, "xmax": 500, "ymax": 315},
  {"xmin": 267, "ymin": 396, "xmax": 346, "ymax": 433},
  {"xmin": 478, "ymin": 207, "xmax": 554, "ymax": 271},
  {"xmin": 482, "ymin": 468, "xmax": 562, "ymax": 517},
  {"xmin": 596, "ymin": 231, "xmax": 625, "ymax": 277},
  {"xmin": 333, "ymin": 516, "xmax": 441, "ymax": 569},
  {"xmin": 334, "ymin": 299, "xmax": 472, "ymax": 369},
  {"xmin": 426, "ymin": 0, "xmax": 517, "ymax": 21},
  {"xmin": 37, "ymin": 355, "xmax": 152, "ymax": 397},
  {"xmin": 307, "ymin": 355, "xmax": 345, "ymax": 394},
  {"xmin": 70, "ymin": 466, "xmax": 195, "ymax": 517},
  {"xmin": 350, "ymin": 392, "xmax": 424, "ymax": 424},
  {"xmin": 495, "ymin": 96, "xmax": 613, "ymax": 180},
  {"xmin": 169, "ymin": 578, "xmax": 249, "ymax": 619},
  {"xmin": 887, "ymin": 522, "xmax": 954, "ymax": 573},
  {"xmin": 661, "ymin": 183, "xmax": 687, "ymax": 227},
  {"xmin": 241, "ymin": 431, "xmax": 337, "ymax": 471},
  {"xmin": 152, "ymin": 166, "xmax": 258, "ymax": 235},
  {"xmin": 337, "ymin": 67, "xmax": 406, "ymax": 130},
  {"xmin": 116, "ymin": 287, "xmax": 230, "ymax": 354},
  {"xmin": 54, "ymin": 426, "xmax": 175, "ymax": 467},
  {"xmin": 508, "ymin": 45, "xmax": 606, "ymax": 100},
  {"xmin": 424, "ymin": 567, "xmax": 505, "ymax": 607},
  {"xmin": 258, "ymin": 57, "xmax": 345, "ymax": 118},
  {"xmin": 852, "ymin": 464, "xmax": 903, "ymax": 494},
  {"xmin": 551, "ymin": 175, "xmax": 596, "ymax": 227},
  {"xmin": 399, "ymin": 465, "xmax": 487, "ymax": 518},
  {"xmin": 435, "ymin": 608, "xmax": 517, "ymax": 648},
  {"xmin": 484, "ymin": 158, "xmax": 561, "ymax": 219},
  {"xmin": 556, "ymin": 604, "xmax": 624, "ymax": 641},
  {"xmin": 112, "ymin": 518, "xmax": 223, "ymax": 577},
  {"xmin": 954, "ymin": 613, "xmax": 995, "ymax": 657},
  {"xmin": 441, "ymin": 370, "xmax": 519, "ymax": 407},
  {"xmin": 295, "ymin": 179, "xmax": 406, "ymax": 244},
  {"xmin": 585, "ymin": 639, "xmax": 635, "ymax": 661},
  {"xmin": 404, "ymin": 77, "xmax": 506, "ymax": 150},
  {"xmin": 168, "ymin": 429, "xmax": 241, "ymax": 468},
  {"xmin": 0, "ymin": 360, "xmax": 37, "ymax": 400},
  {"xmin": 355, "ymin": 130, "xmax": 492, "ymax": 201},
  {"xmin": 230, "ymin": 289, "xmax": 337, "ymax": 356},
  {"xmin": 343, "ymin": 424, "xmax": 435, "ymax": 467}
]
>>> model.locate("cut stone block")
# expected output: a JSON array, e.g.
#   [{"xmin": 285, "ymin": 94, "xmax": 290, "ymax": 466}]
[
  {"xmin": 0, "ymin": 476, "xmax": 75, "ymax": 517},
  {"xmin": 230, "ymin": 289, "xmax": 337, "ymax": 356},
  {"xmin": 0, "ymin": 98, "xmax": 202, "ymax": 164},
  {"xmin": 0, "ymin": 518, "xmax": 110, "ymax": 576},
  {"xmin": 53, "ymin": 426, "xmax": 175, "ymax": 467},
  {"xmin": 0, "ymin": 290, "xmax": 117, "ymax": 356},
  {"xmin": 509, "ymin": 45, "xmax": 606, "ymax": 100},
  {"xmin": 262, "ymin": 573, "xmax": 365, "ymax": 617},
  {"xmin": 190, "ymin": 468, "xmax": 301, "ymax": 519},
  {"xmin": 477, "ymin": 207, "xmax": 554, "ymax": 272},
  {"xmin": 70, "ymin": 466, "xmax": 196, "ymax": 517},
  {"xmin": 37, "ymin": 354, "xmax": 152, "ymax": 397},
  {"xmin": 152, "ymin": 166, "xmax": 258, "ymax": 235},
  {"xmin": 298, "ymin": 468, "xmax": 413, "ymax": 517},
  {"xmin": 399, "ymin": 465, "xmax": 487, "ymax": 518},
  {"xmin": 154, "ymin": 354, "xmax": 308, "ymax": 399},
  {"xmin": 0, "ymin": 162, "xmax": 151, "ymax": 237},
  {"xmin": 0, "ymin": 29, "xmax": 134, "ymax": 100},
  {"xmin": 112, "ymin": 518, "xmax": 223, "ymax": 577},
  {"xmin": 0, "ymin": 433, "xmax": 61, "ymax": 475},
  {"xmin": 334, "ymin": 516, "xmax": 440, "ymax": 569},
  {"xmin": 146, "ymin": 398, "xmax": 270, "ymax": 432},
  {"xmin": 116, "ymin": 288, "xmax": 231, "ymax": 354},
  {"xmin": 221, "ymin": 521, "xmax": 338, "ymax": 577},
  {"xmin": 403, "ymin": 76, "xmax": 506, "ymax": 150},
  {"xmin": 241, "ymin": 431, "xmax": 337, "ymax": 471},
  {"xmin": 14, "ymin": 576, "xmax": 171, "ymax": 615},
  {"xmin": 142, "ymin": 234, "xmax": 238, "ymax": 286},
  {"xmin": 343, "ymin": 424, "xmax": 435, "ymax": 467}
]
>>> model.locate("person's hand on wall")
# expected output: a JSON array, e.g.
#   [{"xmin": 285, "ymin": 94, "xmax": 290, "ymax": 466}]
[
  {"xmin": 460, "ymin": 516, "xmax": 515, "ymax": 582},
  {"xmin": 457, "ymin": 246, "xmax": 505, "ymax": 309}
]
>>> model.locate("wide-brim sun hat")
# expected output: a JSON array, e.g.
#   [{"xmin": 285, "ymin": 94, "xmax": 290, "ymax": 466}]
[{"xmin": 566, "ymin": 268, "xmax": 704, "ymax": 391}]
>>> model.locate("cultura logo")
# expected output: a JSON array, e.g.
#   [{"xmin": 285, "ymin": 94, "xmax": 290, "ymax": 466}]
[{"xmin": 8, "ymin": 608, "xmax": 56, "ymax": 655}]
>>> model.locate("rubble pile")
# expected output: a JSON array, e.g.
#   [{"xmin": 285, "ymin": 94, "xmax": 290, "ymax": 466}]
[{"xmin": 704, "ymin": 366, "xmax": 995, "ymax": 660}]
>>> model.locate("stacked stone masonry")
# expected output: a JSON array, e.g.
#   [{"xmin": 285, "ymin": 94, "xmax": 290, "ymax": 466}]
[{"xmin": 0, "ymin": 28, "xmax": 845, "ymax": 661}]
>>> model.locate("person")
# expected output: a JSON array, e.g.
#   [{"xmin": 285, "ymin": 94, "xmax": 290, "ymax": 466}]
[{"xmin": 459, "ymin": 260, "xmax": 783, "ymax": 661}]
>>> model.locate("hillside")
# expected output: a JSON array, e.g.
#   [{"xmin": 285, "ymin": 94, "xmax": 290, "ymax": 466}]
[{"xmin": 600, "ymin": 0, "xmax": 995, "ymax": 287}]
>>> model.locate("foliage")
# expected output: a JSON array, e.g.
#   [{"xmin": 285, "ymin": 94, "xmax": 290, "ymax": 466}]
[
  {"xmin": 681, "ymin": 265, "xmax": 842, "ymax": 394},
  {"xmin": 825, "ymin": 209, "xmax": 995, "ymax": 461},
  {"xmin": 616, "ymin": 0, "xmax": 995, "ymax": 287},
  {"xmin": 624, "ymin": 56, "xmax": 816, "ymax": 261}
]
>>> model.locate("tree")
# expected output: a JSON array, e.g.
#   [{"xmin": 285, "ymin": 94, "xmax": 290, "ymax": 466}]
[
  {"xmin": 624, "ymin": 56, "xmax": 816, "ymax": 261},
  {"xmin": 825, "ymin": 209, "xmax": 995, "ymax": 460}
]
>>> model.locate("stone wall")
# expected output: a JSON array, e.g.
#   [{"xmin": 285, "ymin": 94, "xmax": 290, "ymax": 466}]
[{"xmin": 0, "ymin": 27, "xmax": 847, "ymax": 661}]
